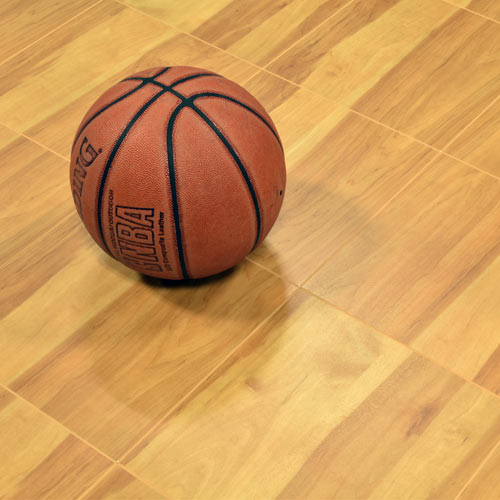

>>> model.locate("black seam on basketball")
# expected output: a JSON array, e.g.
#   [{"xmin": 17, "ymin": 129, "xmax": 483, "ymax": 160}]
[
  {"xmin": 192, "ymin": 92, "xmax": 283, "ymax": 152},
  {"xmin": 161, "ymin": 88, "xmax": 263, "ymax": 275},
  {"xmin": 96, "ymin": 88, "xmax": 171, "ymax": 254},
  {"xmin": 170, "ymin": 72, "xmax": 222, "ymax": 87},
  {"xmin": 122, "ymin": 72, "xmax": 222, "ymax": 89},
  {"xmin": 71, "ymin": 67, "xmax": 171, "ymax": 155},
  {"xmin": 127, "ymin": 79, "xmax": 281, "ymax": 152},
  {"xmin": 93, "ymin": 69, "xmax": 265, "ymax": 276},
  {"xmin": 187, "ymin": 101, "xmax": 262, "ymax": 250},
  {"xmin": 166, "ymin": 104, "xmax": 190, "ymax": 279},
  {"xmin": 71, "ymin": 82, "xmax": 144, "ymax": 154}
]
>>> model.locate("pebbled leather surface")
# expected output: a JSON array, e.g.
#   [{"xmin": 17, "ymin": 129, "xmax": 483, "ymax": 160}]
[{"xmin": 70, "ymin": 66, "xmax": 286, "ymax": 279}]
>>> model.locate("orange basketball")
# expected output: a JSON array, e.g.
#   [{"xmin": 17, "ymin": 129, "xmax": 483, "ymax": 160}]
[{"xmin": 70, "ymin": 66, "xmax": 286, "ymax": 280}]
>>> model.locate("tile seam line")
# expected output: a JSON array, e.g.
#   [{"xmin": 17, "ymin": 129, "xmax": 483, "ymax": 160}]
[
  {"xmin": 298, "ymin": 152, "xmax": 439, "ymax": 286},
  {"xmin": 300, "ymin": 287, "xmax": 500, "ymax": 401},
  {"xmin": 0, "ymin": 0, "xmax": 105, "ymax": 68},
  {"xmin": 0, "ymin": 382, "xmax": 117, "ymax": 463},
  {"xmin": 0, "ymin": 120, "xmax": 70, "ymax": 161},
  {"xmin": 117, "ymin": 289, "xmax": 298, "ymax": 464},
  {"xmin": 113, "ymin": 0, "xmax": 264, "ymax": 73},
  {"xmin": 349, "ymin": 107, "xmax": 500, "ymax": 184},
  {"xmin": 438, "ymin": 91, "xmax": 500, "ymax": 154},
  {"xmin": 74, "ymin": 466, "xmax": 117, "ymax": 500},
  {"xmin": 0, "ymin": 382, "xmax": 171, "ymax": 499},
  {"xmin": 75, "ymin": 465, "xmax": 171, "ymax": 500},
  {"xmin": 453, "ymin": 437, "xmax": 500, "ymax": 500},
  {"xmin": 246, "ymin": 256, "xmax": 299, "ymax": 287},
  {"xmin": 113, "ymin": 0, "xmax": 356, "ymax": 73},
  {"xmin": 440, "ymin": 0, "xmax": 500, "ymax": 25}
]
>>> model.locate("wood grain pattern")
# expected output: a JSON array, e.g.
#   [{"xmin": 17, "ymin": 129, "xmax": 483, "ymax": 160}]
[
  {"xmin": 412, "ymin": 254, "xmax": 500, "ymax": 395},
  {"xmin": 447, "ymin": 0, "xmax": 500, "ymax": 21},
  {"xmin": 0, "ymin": 387, "xmax": 111, "ymax": 499},
  {"xmin": 0, "ymin": 0, "xmax": 257, "ymax": 158},
  {"xmin": 269, "ymin": 0, "xmax": 500, "ymax": 148},
  {"xmin": 457, "ymin": 442, "xmax": 500, "ymax": 499},
  {"xmin": 7, "ymin": 260, "xmax": 293, "ymax": 459},
  {"xmin": 268, "ymin": 0, "xmax": 456, "ymax": 106},
  {"xmin": 474, "ymin": 346, "xmax": 500, "ymax": 396},
  {"xmin": 82, "ymin": 466, "xmax": 165, "ymax": 500},
  {"xmin": 124, "ymin": 291, "xmax": 500, "ymax": 500},
  {"xmin": 0, "ymin": 244, "xmax": 139, "ymax": 383},
  {"xmin": 2, "ymin": 0, "xmax": 500, "ymax": 497},
  {"xmin": 445, "ymin": 97, "xmax": 500, "ymax": 177},
  {"xmin": 305, "ymin": 155, "xmax": 500, "ymax": 366},
  {"xmin": 0, "ymin": 128, "xmax": 84, "ymax": 319},
  {"xmin": 0, "ymin": 0, "xmax": 93, "ymax": 63},
  {"xmin": 352, "ymin": 6, "xmax": 500, "ymax": 149},
  {"xmin": 121, "ymin": 0, "xmax": 353, "ymax": 66},
  {"xmin": 245, "ymin": 71, "xmax": 436, "ymax": 284}
]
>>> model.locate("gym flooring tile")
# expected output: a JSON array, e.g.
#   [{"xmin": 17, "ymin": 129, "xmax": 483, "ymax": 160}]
[
  {"xmin": 268, "ymin": 0, "xmax": 500, "ymax": 149},
  {"xmin": 0, "ymin": 0, "xmax": 258, "ymax": 158},
  {"xmin": 124, "ymin": 290, "xmax": 500, "ymax": 500},
  {"xmin": 305, "ymin": 154, "xmax": 500, "ymax": 393}
]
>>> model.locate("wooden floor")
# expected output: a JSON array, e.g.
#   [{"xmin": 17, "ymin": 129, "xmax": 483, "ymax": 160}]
[{"xmin": 1, "ymin": 0, "xmax": 500, "ymax": 498}]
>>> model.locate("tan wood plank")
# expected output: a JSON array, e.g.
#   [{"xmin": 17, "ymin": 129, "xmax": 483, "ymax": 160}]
[
  {"xmin": 124, "ymin": 291, "xmax": 500, "ymax": 500},
  {"xmin": 457, "ymin": 442, "xmax": 500, "ymax": 500},
  {"xmin": 121, "ymin": 0, "xmax": 353, "ymax": 66},
  {"xmin": 82, "ymin": 466, "xmax": 165, "ymax": 500},
  {"xmin": 245, "ymin": 71, "xmax": 436, "ymax": 284},
  {"xmin": 0, "ymin": 246, "xmax": 140, "ymax": 383},
  {"xmin": 0, "ymin": 0, "xmax": 93, "ymax": 63},
  {"xmin": 2, "ymin": 0, "xmax": 499, "ymax": 496},
  {"xmin": 268, "ymin": 0, "xmax": 500, "ymax": 148},
  {"xmin": 0, "ymin": 129, "xmax": 135, "ymax": 336},
  {"xmin": 0, "ymin": 387, "xmax": 111, "ymax": 499},
  {"xmin": 447, "ymin": 0, "xmax": 500, "ymax": 21},
  {"xmin": 412, "ymin": 254, "xmax": 500, "ymax": 395},
  {"xmin": 0, "ymin": 0, "xmax": 257, "ymax": 158},
  {"xmin": 304, "ymin": 155, "xmax": 500, "ymax": 391},
  {"xmin": 445, "ymin": 97, "xmax": 500, "ymax": 178},
  {"xmin": 6, "ymin": 260, "xmax": 294, "ymax": 459},
  {"xmin": 474, "ymin": 346, "xmax": 500, "ymax": 396},
  {"xmin": 0, "ymin": 129, "xmax": 81, "ymax": 319}
]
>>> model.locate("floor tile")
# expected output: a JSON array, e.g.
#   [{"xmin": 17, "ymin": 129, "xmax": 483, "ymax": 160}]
[
  {"xmin": 121, "ymin": 0, "xmax": 353, "ymax": 66},
  {"xmin": 246, "ymin": 71, "xmax": 436, "ymax": 284},
  {"xmin": 269, "ymin": 0, "xmax": 500, "ymax": 148},
  {"xmin": 447, "ymin": 0, "xmax": 500, "ymax": 21},
  {"xmin": 0, "ymin": 0, "xmax": 257, "ymax": 158},
  {"xmin": 82, "ymin": 466, "xmax": 165, "ymax": 500},
  {"xmin": 457, "ymin": 442, "xmax": 500, "ymax": 500},
  {"xmin": 0, "ymin": 245, "xmax": 139, "ymax": 383},
  {"xmin": 445, "ymin": 97, "xmax": 500, "ymax": 177},
  {"xmin": 124, "ymin": 291, "xmax": 500, "ymax": 500},
  {"xmin": 0, "ymin": 387, "xmax": 111, "ymax": 499},
  {"xmin": 7, "ymin": 260, "xmax": 294, "ymax": 459},
  {"xmin": 0, "ymin": 0, "xmax": 92, "ymax": 62},
  {"xmin": 269, "ymin": 0, "xmax": 455, "ymax": 106},
  {"xmin": 304, "ymin": 155, "xmax": 500, "ymax": 355},
  {"xmin": 412, "ymin": 254, "xmax": 500, "ymax": 395},
  {"xmin": 0, "ymin": 128, "xmax": 81, "ymax": 318}
]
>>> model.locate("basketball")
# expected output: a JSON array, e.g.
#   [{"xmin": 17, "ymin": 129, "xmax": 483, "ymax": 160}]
[{"xmin": 70, "ymin": 66, "xmax": 286, "ymax": 280}]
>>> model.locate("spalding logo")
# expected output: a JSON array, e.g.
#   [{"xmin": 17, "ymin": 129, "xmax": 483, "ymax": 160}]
[{"xmin": 72, "ymin": 137, "xmax": 101, "ymax": 216}]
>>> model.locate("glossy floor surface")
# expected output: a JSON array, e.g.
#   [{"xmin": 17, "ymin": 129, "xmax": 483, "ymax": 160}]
[{"xmin": 1, "ymin": 0, "xmax": 499, "ymax": 498}]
